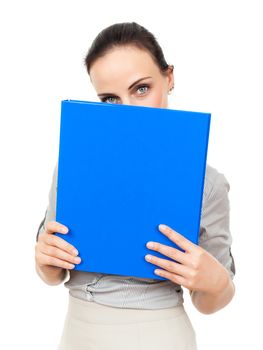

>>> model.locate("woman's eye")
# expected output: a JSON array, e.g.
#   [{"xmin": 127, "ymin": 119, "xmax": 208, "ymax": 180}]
[
  {"xmin": 102, "ymin": 96, "xmax": 118, "ymax": 104},
  {"xmin": 136, "ymin": 85, "xmax": 149, "ymax": 95},
  {"xmin": 101, "ymin": 84, "xmax": 150, "ymax": 103}
]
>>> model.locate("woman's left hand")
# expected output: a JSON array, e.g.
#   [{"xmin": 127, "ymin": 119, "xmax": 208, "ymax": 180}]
[{"xmin": 145, "ymin": 224, "xmax": 229, "ymax": 295}]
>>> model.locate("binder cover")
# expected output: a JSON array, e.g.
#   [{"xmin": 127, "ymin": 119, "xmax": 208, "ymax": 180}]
[{"xmin": 55, "ymin": 100, "xmax": 211, "ymax": 280}]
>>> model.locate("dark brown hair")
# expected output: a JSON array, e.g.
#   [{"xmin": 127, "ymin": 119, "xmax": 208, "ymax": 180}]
[{"xmin": 84, "ymin": 22, "xmax": 173, "ymax": 75}]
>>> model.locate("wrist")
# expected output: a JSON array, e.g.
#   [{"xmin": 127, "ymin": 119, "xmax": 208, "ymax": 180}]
[
  {"xmin": 209, "ymin": 267, "xmax": 231, "ymax": 297},
  {"xmin": 36, "ymin": 263, "xmax": 67, "ymax": 286}
]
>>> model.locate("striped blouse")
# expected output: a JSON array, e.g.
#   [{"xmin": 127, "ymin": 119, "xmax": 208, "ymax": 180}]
[{"xmin": 36, "ymin": 161, "xmax": 236, "ymax": 309}]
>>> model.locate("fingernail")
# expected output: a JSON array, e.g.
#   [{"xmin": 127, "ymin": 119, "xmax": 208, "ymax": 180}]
[
  {"xmin": 74, "ymin": 257, "xmax": 81, "ymax": 263},
  {"xmin": 146, "ymin": 242, "xmax": 154, "ymax": 249},
  {"xmin": 159, "ymin": 224, "xmax": 166, "ymax": 230},
  {"xmin": 73, "ymin": 249, "xmax": 78, "ymax": 256},
  {"xmin": 61, "ymin": 227, "xmax": 68, "ymax": 233}
]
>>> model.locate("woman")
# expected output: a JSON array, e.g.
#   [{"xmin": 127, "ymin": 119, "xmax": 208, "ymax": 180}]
[{"xmin": 35, "ymin": 22, "xmax": 236, "ymax": 350}]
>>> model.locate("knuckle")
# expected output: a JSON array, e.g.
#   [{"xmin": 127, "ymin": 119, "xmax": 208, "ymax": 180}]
[
  {"xmin": 35, "ymin": 248, "xmax": 40, "ymax": 259},
  {"xmin": 154, "ymin": 243, "xmax": 160, "ymax": 250},
  {"xmin": 64, "ymin": 262, "xmax": 72, "ymax": 269},
  {"xmin": 46, "ymin": 246, "xmax": 56, "ymax": 256},
  {"xmin": 191, "ymin": 259, "xmax": 199, "ymax": 269},
  {"xmin": 36, "ymin": 255, "xmax": 44, "ymax": 266},
  {"xmin": 167, "ymin": 260, "xmax": 174, "ymax": 271},
  {"xmin": 58, "ymin": 238, "xmax": 72, "ymax": 252},
  {"xmin": 38, "ymin": 233, "xmax": 45, "ymax": 242},
  {"xmin": 174, "ymin": 236, "xmax": 182, "ymax": 246},
  {"xmin": 35, "ymin": 252, "xmax": 40, "ymax": 262},
  {"xmin": 46, "ymin": 235, "xmax": 54, "ymax": 245},
  {"xmin": 166, "ymin": 227, "xmax": 173, "ymax": 234},
  {"xmin": 70, "ymin": 255, "xmax": 77, "ymax": 263},
  {"xmin": 65, "ymin": 242, "xmax": 73, "ymax": 251},
  {"xmin": 171, "ymin": 275, "xmax": 179, "ymax": 284},
  {"xmin": 167, "ymin": 232, "xmax": 175, "ymax": 241},
  {"xmin": 171, "ymin": 250, "xmax": 179, "ymax": 261},
  {"xmin": 45, "ymin": 256, "xmax": 54, "ymax": 265},
  {"xmin": 45, "ymin": 221, "xmax": 53, "ymax": 230},
  {"xmin": 187, "ymin": 279, "xmax": 194, "ymax": 289},
  {"xmin": 189, "ymin": 270, "xmax": 197, "ymax": 279},
  {"xmin": 196, "ymin": 247, "xmax": 204, "ymax": 257}
]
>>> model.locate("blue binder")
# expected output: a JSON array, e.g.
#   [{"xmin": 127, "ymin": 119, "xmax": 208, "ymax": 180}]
[{"xmin": 55, "ymin": 100, "xmax": 211, "ymax": 280}]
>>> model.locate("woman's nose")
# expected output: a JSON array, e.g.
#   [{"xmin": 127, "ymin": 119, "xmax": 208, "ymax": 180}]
[{"xmin": 121, "ymin": 97, "xmax": 132, "ymax": 106}]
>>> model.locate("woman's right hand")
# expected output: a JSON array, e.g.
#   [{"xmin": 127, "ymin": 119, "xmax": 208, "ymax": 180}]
[{"xmin": 35, "ymin": 221, "xmax": 81, "ymax": 274}]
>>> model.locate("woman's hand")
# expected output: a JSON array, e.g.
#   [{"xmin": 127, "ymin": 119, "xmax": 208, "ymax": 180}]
[
  {"xmin": 35, "ymin": 221, "xmax": 81, "ymax": 285},
  {"xmin": 145, "ymin": 224, "xmax": 230, "ymax": 296}
]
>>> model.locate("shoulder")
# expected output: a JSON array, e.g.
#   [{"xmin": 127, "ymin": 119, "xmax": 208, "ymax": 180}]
[{"xmin": 203, "ymin": 163, "xmax": 230, "ymax": 206}]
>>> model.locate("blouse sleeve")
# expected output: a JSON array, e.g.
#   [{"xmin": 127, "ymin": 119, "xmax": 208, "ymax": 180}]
[
  {"xmin": 36, "ymin": 161, "xmax": 58, "ymax": 241},
  {"xmin": 199, "ymin": 171, "xmax": 236, "ymax": 280}
]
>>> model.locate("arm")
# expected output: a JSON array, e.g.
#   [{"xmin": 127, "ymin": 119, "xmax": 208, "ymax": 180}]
[
  {"xmin": 189, "ymin": 269, "xmax": 235, "ymax": 314},
  {"xmin": 36, "ymin": 221, "xmax": 70, "ymax": 286},
  {"xmin": 35, "ymin": 220, "xmax": 78, "ymax": 285},
  {"xmin": 35, "ymin": 260, "xmax": 69, "ymax": 286},
  {"xmin": 191, "ymin": 171, "xmax": 236, "ymax": 314},
  {"xmin": 35, "ymin": 162, "xmax": 79, "ymax": 285},
  {"xmin": 145, "ymin": 170, "xmax": 236, "ymax": 315}
]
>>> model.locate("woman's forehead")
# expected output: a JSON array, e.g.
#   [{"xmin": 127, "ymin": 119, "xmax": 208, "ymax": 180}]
[{"xmin": 89, "ymin": 46, "xmax": 159, "ymax": 89}]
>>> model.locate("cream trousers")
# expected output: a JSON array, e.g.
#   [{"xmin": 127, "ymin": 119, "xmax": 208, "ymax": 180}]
[{"xmin": 57, "ymin": 294, "xmax": 197, "ymax": 350}]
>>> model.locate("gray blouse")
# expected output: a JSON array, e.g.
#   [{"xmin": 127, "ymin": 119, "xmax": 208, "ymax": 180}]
[{"xmin": 36, "ymin": 162, "xmax": 236, "ymax": 309}]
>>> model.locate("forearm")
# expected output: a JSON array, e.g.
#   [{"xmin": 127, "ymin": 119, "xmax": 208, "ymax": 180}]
[
  {"xmin": 35, "ymin": 263, "xmax": 68, "ymax": 286},
  {"xmin": 190, "ymin": 273, "xmax": 235, "ymax": 314}
]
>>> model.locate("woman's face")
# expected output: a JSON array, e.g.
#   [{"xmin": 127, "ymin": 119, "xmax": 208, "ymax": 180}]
[{"xmin": 89, "ymin": 45, "xmax": 174, "ymax": 108}]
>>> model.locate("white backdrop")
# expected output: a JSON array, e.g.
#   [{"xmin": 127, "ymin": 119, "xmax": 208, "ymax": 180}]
[{"xmin": 1, "ymin": 0, "xmax": 262, "ymax": 348}]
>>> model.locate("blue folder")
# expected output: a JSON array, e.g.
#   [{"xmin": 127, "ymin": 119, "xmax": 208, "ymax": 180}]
[{"xmin": 55, "ymin": 100, "xmax": 211, "ymax": 280}]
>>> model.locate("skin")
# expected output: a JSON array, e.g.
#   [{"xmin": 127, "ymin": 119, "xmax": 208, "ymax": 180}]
[
  {"xmin": 35, "ymin": 45, "xmax": 235, "ymax": 313},
  {"xmin": 89, "ymin": 45, "xmax": 174, "ymax": 107}
]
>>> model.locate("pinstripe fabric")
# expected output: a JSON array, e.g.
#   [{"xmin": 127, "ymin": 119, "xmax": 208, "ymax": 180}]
[{"xmin": 36, "ymin": 161, "xmax": 235, "ymax": 310}]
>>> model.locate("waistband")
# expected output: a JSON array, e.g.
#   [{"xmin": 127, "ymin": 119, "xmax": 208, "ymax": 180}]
[{"xmin": 67, "ymin": 294, "xmax": 186, "ymax": 324}]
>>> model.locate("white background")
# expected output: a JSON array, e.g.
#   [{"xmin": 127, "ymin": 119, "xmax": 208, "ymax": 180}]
[{"xmin": 1, "ymin": 0, "xmax": 262, "ymax": 348}]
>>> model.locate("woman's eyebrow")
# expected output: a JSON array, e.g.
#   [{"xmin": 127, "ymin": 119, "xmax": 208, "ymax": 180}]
[{"xmin": 98, "ymin": 76, "xmax": 152, "ymax": 97}]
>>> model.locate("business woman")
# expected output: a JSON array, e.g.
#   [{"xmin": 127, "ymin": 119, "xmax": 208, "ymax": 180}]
[{"xmin": 35, "ymin": 22, "xmax": 236, "ymax": 350}]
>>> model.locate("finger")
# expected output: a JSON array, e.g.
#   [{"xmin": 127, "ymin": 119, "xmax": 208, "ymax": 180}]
[
  {"xmin": 146, "ymin": 241, "xmax": 189, "ymax": 266},
  {"xmin": 39, "ymin": 253, "xmax": 76, "ymax": 270},
  {"xmin": 43, "ymin": 233, "xmax": 78, "ymax": 256},
  {"xmin": 158, "ymin": 224, "xmax": 196, "ymax": 253},
  {"xmin": 154, "ymin": 268, "xmax": 189, "ymax": 287},
  {"xmin": 40, "ymin": 244, "xmax": 81, "ymax": 266},
  {"xmin": 45, "ymin": 221, "xmax": 69, "ymax": 235},
  {"xmin": 145, "ymin": 254, "xmax": 190, "ymax": 277}
]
